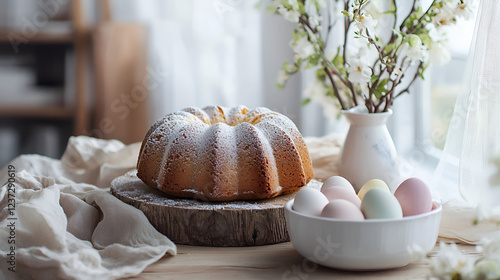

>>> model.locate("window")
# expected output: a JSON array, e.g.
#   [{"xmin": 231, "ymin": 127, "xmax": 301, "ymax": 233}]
[
  {"xmin": 428, "ymin": 11, "xmax": 478, "ymax": 150},
  {"xmin": 388, "ymin": 6, "xmax": 478, "ymax": 179}
]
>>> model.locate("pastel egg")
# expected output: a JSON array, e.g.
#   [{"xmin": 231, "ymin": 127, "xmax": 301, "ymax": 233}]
[
  {"xmin": 394, "ymin": 178, "xmax": 432, "ymax": 217},
  {"xmin": 293, "ymin": 188, "xmax": 329, "ymax": 216},
  {"xmin": 322, "ymin": 186, "xmax": 361, "ymax": 208},
  {"xmin": 321, "ymin": 199, "xmax": 365, "ymax": 220},
  {"xmin": 321, "ymin": 176, "xmax": 354, "ymax": 192},
  {"xmin": 361, "ymin": 188, "xmax": 403, "ymax": 219},
  {"xmin": 358, "ymin": 179, "xmax": 390, "ymax": 200}
]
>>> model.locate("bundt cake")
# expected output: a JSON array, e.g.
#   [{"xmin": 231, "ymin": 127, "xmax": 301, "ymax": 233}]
[{"xmin": 137, "ymin": 105, "xmax": 314, "ymax": 201}]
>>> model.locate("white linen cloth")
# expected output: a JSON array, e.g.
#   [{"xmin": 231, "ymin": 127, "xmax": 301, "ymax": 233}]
[{"xmin": 0, "ymin": 136, "xmax": 176, "ymax": 280}]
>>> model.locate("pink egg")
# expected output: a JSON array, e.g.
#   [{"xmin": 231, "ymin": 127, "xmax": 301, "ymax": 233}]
[
  {"xmin": 321, "ymin": 199, "xmax": 365, "ymax": 220},
  {"xmin": 394, "ymin": 178, "xmax": 432, "ymax": 217},
  {"xmin": 322, "ymin": 186, "xmax": 361, "ymax": 208},
  {"xmin": 321, "ymin": 176, "xmax": 354, "ymax": 192}
]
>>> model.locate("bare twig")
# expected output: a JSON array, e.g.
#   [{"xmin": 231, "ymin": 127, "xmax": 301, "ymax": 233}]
[
  {"xmin": 394, "ymin": 61, "xmax": 423, "ymax": 99},
  {"xmin": 324, "ymin": 67, "xmax": 348, "ymax": 110},
  {"xmin": 406, "ymin": 0, "xmax": 436, "ymax": 34},
  {"xmin": 399, "ymin": 0, "xmax": 417, "ymax": 31}
]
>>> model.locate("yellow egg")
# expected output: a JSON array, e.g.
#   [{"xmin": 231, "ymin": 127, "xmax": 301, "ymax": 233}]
[{"xmin": 358, "ymin": 179, "xmax": 390, "ymax": 200}]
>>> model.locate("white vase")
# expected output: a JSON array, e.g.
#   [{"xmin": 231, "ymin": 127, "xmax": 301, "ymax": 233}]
[{"xmin": 339, "ymin": 106, "xmax": 400, "ymax": 193}]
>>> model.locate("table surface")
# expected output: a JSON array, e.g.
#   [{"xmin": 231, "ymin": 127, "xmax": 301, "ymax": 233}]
[
  {"xmin": 133, "ymin": 240, "xmax": 478, "ymax": 280},
  {"xmin": 132, "ymin": 136, "xmax": 478, "ymax": 279}
]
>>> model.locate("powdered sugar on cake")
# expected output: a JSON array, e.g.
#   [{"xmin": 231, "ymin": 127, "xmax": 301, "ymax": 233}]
[{"xmin": 136, "ymin": 105, "xmax": 314, "ymax": 201}]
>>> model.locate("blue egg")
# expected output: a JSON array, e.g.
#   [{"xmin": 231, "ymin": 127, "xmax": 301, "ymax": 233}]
[{"xmin": 361, "ymin": 188, "xmax": 403, "ymax": 219}]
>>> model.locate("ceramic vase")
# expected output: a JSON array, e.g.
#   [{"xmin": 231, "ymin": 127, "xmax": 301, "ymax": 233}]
[{"xmin": 339, "ymin": 106, "xmax": 400, "ymax": 192}]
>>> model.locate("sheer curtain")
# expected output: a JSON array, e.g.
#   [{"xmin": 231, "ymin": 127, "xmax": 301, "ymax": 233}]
[
  {"xmin": 111, "ymin": 0, "xmax": 262, "ymax": 121},
  {"xmin": 109, "ymin": 0, "xmax": 312, "ymax": 131},
  {"xmin": 431, "ymin": 0, "xmax": 500, "ymax": 243}
]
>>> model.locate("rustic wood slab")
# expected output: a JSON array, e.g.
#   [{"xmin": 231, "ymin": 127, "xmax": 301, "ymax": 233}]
[{"xmin": 110, "ymin": 171, "xmax": 321, "ymax": 247}]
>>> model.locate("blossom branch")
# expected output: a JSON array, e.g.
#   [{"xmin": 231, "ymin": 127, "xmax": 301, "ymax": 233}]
[{"xmin": 271, "ymin": 0, "xmax": 467, "ymax": 115}]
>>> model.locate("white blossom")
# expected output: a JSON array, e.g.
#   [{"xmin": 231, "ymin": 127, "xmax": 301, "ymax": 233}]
[
  {"xmin": 346, "ymin": 40, "xmax": 378, "ymax": 68},
  {"xmin": 400, "ymin": 35, "xmax": 427, "ymax": 62},
  {"xmin": 354, "ymin": 12, "xmax": 378, "ymax": 35},
  {"xmin": 429, "ymin": 242, "xmax": 475, "ymax": 279},
  {"xmin": 408, "ymin": 244, "xmax": 427, "ymax": 262},
  {"xmin": 428, "ymin": 42, "xmax": 451, "ymax": 65},
  {"xmin": 429, "ymin": 235, "xmax": 500, "ymax": 280},
  {"xmin": 473, "ymin": 261, "xmax": 500, "ymax": 279},
  {"xmin": 278, "ymin": 6, "xmax": 300, "ymax": 23},
  {"xmin": 309, "ymin": 14, "xmax": 322, "ymax": 29},
  {"xmin": 304, "ymin": 0, "xmax": 322, "ymax": 29},
  {"xmin": 473, "ymin": 233, "xmax": 500, "ymax": 279},
  {"xmin": 478, "ymin": 232, "xmax": 500, "ymax": 261},
  {"xmin": 455, "ymin": 0, "xmax": 477, "ymax": 20},
  {"xmin": 363, "ymin": 0, "xmax": 383, "ymax": 20},
  {"xmin": 433, "ymin": 5, "xmax": 455, "ymax": 26},
  {"xmin": 288, "ymin": 0, "xmax": 299, "ymax": 10},
  {"xmin": 390, "ymin": 67, "xmax": 402, "ymax": 80},
  {"xmin": 290, "ymin": 36, "xmax": 315, "ymax": 59},
  {"xmin": 347, "ymin": 59, "xmax": 372, "ymax": 85},
  {"xmin": 428, "ymin": 25, "xmax": 447, "ymax": 42},
  {"xmin": 285, "ymin": 63, "xmax": 297, "ymax": 73},
  {"xmin": 276, "ymin": 70, "xmax": 290, "ymax": 87}
]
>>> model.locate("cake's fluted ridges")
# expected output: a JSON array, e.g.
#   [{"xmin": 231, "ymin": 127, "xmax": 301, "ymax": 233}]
[{"xmin": 137, "ymin": 105, "xmax": 314, "ymax": 201}]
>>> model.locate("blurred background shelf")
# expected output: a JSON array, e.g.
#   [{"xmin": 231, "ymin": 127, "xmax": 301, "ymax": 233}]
[
  {"xmin": 0, "ymin": 106, "xmax": 74, "ymax": 119},
  {"xmin": 0, "ymin": 0, "xmax": 89, "ymax": 167},
  {"xmin": 0, "ymin": 31, "xmax": 74, "ymax": 43}
]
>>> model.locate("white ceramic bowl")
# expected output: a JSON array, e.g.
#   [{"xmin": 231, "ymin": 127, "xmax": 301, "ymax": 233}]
[{"xmin": 285, "ymin": 199, "xmax": 442, "ymax": 270}]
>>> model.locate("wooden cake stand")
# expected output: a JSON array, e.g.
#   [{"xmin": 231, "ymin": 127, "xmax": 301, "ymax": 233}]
[{"xmin": 110, "ymin": 171, "xmax": 321, "ymax": 247}]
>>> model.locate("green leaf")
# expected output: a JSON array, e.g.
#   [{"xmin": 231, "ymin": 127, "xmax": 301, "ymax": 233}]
[
  {"xmin": 407, "ymin": 34, "xmax": 421, "ymax": 47},
  {"xmin": 314, "ymin": 0, "xmax": 320, "ymax": 13},
  {"xmin": 418, "ymin": 33, "xmax": 432, "ymax": 47},
  {"xmin": 384, "ymin": 43, "xmax": 394, "ymax": 53},
  {"xmin": 282, "ymin": 61, "xmax": 290, "ymax": 72},
  {"xmin": 370, "ymin": 75, "xmax": 380, "ymax": 84},
  {"xmin": 306, "ymin": 54, "xmax": 321, "ymax": 69},
  {"xmin": 326, "ymin": 87, "xmax": 334, "ymax": 98},
  {"xmin": 316, "ymin": 69, "xmax": 326, "ymax": 80},
  {"xmin": 301, "ymin": 98, "xmax": 311, "ymax": 106},
  {"xmin": 297, "ymin": 1, "xmax": 306, "ymax": 14},
  {"xmin": 266, "ymin": 6, "xmax": 278, "ymax": 13},
  {"xmin": 332, "ymin": 47, "xmax": 343, "ymax": 68},
  {"xmin": 418, "ymin": 64, "xmax": 428, "ymax": 80},
  {"xmin": 373, "ymin": 78, "xmax": 388, "ymax": 99}
]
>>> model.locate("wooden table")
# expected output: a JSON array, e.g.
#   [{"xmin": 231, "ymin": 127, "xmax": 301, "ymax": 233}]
[
  {"xmin": 133, "ymin": 241, "xmax": 478, "ymax": 279},
  {"xmin": 132, "ymin": 136, "xmax": 480, "ymax": 279}
]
